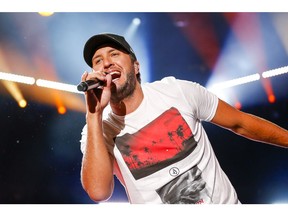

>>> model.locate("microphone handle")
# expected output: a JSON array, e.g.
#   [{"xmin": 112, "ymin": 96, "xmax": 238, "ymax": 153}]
[{"xmin": 77, "ymin": 80, "xmax": 104, "ymax": 92}]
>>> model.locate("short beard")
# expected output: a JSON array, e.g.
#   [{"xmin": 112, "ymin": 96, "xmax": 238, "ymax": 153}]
[{"xmin": 110, "ymin": 68, "xmax": 137, "ymax": 104}]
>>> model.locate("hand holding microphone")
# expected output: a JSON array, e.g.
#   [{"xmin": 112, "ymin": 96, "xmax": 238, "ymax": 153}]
[
  {"xmin": 80, "ymin": 71, "xmax": 112, "ymax": 113},
  {"xmin": 78, "ymin": 70, "xmax": 107, "ymax": 92},
  {"xmin": 77, "ymin": 79, "xmax": 105, "ymax": 92}
]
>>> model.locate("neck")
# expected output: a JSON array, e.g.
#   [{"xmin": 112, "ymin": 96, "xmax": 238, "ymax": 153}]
[{"xmin": 110, "ymin": 84, "xmax": 144, "ymax": 116}]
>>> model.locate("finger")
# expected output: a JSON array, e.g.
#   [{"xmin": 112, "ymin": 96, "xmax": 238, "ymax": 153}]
[
  {"xmin": 81, "ymin": 71, "xmax": 89, "ymax": 82},
  {"xmin": 87, "ymin": 70, "xmax": 107, "ymax": 82},
  {"xmin": 91, "ymin": 69, "xmax": 108, "ymax": 78},
  {"xmin": 104, "ymin": 73, "xmax": 112, "ymax": 88}
]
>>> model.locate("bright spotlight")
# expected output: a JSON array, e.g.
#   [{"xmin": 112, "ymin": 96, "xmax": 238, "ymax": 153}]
[
  {"xmin": 125, "ymin": 17, "xmax": 141, "ymax": 40},
  {"xmin": 18, "ymin": 99, "xmax": 27, "ymax": 108},
  {"xmin": 36, "ymin": 79, "xmax": 81, "ymax": 94},
  {"xmin": 268, "ymin": 94, "xmax": 276, "ymax": 103},
  {"xmin": 38, "ymin": 12, "xmax": 54, "ymax": 17},
  {"xmin": 262, "ymin": 65, "xmax": 288, "ymax": 78},
  {"xmin": 58, "ymin": 106, "xmax": 67, "ymax": 114},
  {"xmin": 1, "ymin": 80, "xmax": 28, "ymax": 109},
  {"xmin": 0, "ymin": 71, "xmax": 35, "ymax": 85},
  {"xmin": 133, "ymin": 18, "xmax": 141, "ymax": 25},
  {"xmin": 208, "ymin": 73, "xmax": 260, "ymax": 91}
]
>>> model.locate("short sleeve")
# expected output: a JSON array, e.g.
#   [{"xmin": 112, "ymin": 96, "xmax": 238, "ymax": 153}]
[{"xmin": 176, "ymin": 79, "xmax": 219, "ymax": 122}]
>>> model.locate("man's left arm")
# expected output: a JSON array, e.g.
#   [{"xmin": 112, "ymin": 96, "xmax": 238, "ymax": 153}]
[{"xmin": 211, "ymin": 99, "xmax": 288, "ymax": 148}]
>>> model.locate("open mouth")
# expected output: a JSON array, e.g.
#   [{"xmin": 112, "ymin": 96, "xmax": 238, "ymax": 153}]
[{"xmin": 110, "ymin": 71, "xmax": 121, "ymax": 82}]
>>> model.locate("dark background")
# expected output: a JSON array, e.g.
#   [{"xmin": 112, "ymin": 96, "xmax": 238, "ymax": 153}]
[{"xmin": 0, "ymin": 12, "xmax": 287, "ymax": 204}]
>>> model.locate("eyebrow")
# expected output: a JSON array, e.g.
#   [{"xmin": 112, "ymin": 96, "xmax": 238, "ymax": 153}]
[{"xmin": 92, "ymin": 48, "xmax": 119, "ymax": 61}]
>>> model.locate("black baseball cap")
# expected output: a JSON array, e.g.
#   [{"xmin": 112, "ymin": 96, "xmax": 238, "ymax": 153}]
[{"xmin": 83, "ymin": 33, "xmax": 137, "ymax": 67}]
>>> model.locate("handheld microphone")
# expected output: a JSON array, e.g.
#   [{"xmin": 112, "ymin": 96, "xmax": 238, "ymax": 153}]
[{"xmin": 77, "ymin": 80, "xmax": 105, "ymax": 92}]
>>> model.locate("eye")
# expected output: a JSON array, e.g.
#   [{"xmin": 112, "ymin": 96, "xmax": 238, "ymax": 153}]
[
  {"xmin": 94, "ymin": 57, "xmax": 102, "ymax": 65},
  {"xmin": 111, "ymin": 51, "xmax": 120, "ymax": 57}
]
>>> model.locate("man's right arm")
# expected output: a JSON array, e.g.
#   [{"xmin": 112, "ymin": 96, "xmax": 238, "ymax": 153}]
[
  {"xmin": 80, "ymin": 112, "xmax": 115, "ymax": 202},
  {"xmin": 80, "ymin": 71, "xmax": 114, "ymax": 202}
]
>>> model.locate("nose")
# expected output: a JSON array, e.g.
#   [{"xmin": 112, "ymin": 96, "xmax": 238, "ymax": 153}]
[{"xmin": 103, "ymin": 56, "xmax": 114, "ymax": 69}]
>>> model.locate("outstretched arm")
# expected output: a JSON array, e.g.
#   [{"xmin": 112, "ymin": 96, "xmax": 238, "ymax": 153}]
[{"xmin": 211, "ymin": 99, "xmax": 288, "ymax": 148}]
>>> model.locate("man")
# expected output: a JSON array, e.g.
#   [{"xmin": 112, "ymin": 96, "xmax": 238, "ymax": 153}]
[{"xmin": 79, "ymin": 33, "xmax": 288, "ymax": 204}]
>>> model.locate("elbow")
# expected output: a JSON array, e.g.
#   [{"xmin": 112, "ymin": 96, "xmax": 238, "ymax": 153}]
[
  {"xmin": 231, "ymin": 126, "xmax": 250, "ymax": 140},
  {"xmin": 231, "ymin": 125, "xmax": 245, "ymax": 136},
  {"xmin": 81, "ymin": 178, "xmax": 114, "ymax": 203},
  {"xmin": 86, "ymin": 188, "xmax": 112, "ymax": 203}
]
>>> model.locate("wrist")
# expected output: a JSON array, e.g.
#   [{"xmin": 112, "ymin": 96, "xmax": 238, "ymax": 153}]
[{"xmin": 86, "ymin": 110, "xmax": 103, "ymax": 124}]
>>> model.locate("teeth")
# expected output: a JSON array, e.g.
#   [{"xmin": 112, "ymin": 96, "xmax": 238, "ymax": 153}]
[
  {"xmin": 109, "ymin": 71, "xmax": 120, "ymax": 81},
  {"xmin": 110, "ymin": 71, "xmax": 120, "ymax": 75}
]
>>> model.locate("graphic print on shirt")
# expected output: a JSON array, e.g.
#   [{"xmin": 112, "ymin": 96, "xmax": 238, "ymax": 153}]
[
  {"xmin": 156, "ymin": 165, "xmax": 212, "ymax": 204},
  {"xmin": 115, "ymin": 107, "xmax": 198, "ymax": 180}
]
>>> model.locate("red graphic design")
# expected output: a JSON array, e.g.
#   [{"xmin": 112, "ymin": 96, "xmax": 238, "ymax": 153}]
[{"xmin": 115, "ymin": 107, "xmax": 197, "ymax": 179}]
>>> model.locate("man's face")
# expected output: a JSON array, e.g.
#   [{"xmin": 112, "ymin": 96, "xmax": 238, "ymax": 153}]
[{"xmin": 92, "ymin": 45, "xmax": 139, "ymax": 103}]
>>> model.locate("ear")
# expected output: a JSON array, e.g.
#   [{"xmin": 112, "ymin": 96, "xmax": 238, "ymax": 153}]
[{"xmin": 134, "ymin": 61, "xmax": 140, "ymax": 74}]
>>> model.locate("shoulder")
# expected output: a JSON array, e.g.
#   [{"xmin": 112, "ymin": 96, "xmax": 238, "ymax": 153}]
[
  {"xmin": 144, "ymin": 76, "xmax": 177, "ymax": 86},
  {"xmin": 143, "ymin": 76, "xmax": 199, "ymax": 89}
]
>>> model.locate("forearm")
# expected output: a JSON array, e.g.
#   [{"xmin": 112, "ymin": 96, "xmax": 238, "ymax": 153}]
[
  {"xmin": 212, "ymin": 99, "xmax": 288, "ymax": 148},
  {"xmin": 234, "ymin": 113, "xmax": 288, "ymax": 148},
  {"xmin": 81, "ymin": 113, "xmax": 114, "ymax": 202}
]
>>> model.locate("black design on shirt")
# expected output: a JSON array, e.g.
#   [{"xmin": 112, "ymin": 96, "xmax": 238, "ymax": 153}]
[{"xmin": 156, "ymin": 166, "xmax": 211, "ymax": 204}]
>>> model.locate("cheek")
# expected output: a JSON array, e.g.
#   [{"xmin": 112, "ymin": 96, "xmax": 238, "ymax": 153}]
[{"xmin": 92, "ymin": 65, "xmax": 102, "ymax": 71}]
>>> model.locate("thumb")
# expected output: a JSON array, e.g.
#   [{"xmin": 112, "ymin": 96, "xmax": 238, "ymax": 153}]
[{"xmin": 104, "ymin": 73, "xmax": 112, "ymax": 88}]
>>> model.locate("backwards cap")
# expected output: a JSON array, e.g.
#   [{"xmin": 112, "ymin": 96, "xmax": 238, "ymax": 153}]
[{"xmin": 83, "ymin": 33, "xmax": 137, "ymax": 67}]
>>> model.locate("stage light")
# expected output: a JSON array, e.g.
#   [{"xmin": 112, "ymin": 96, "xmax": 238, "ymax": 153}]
[
  {"xmin": 36, "ymin": 79, "xmax": 80, "ymax": 94},
  {"xmin": 18, "ymin": 99, "xmax": 27, "ymax": 108},
  {"xmin": 132, "ymin": 18, "xmax": 141, "ymax": 26},
  {"xmin": 234, "ymin": 101, "xmax": 242, "ymax": 110},
  {"xmin": 126, "ymin": 17, "xmax": 142, "ymax": 38},
  {"xmin": 268, "ymin": 94, "xmax": 276, "ymax": 103},
  {"xmin": 1, "ymin": 80, "xmax": 28, "ymax": 109},
  {"xmin": 38, "ymin": 12, "xmax": 54, "ymax": 17},
  {"xmin": 123, "ymin": 16, "xmax": 150, "ymax": 83},
  {"xmin": 262, "ymin": 65, "xmax": 288, "ymax": 78},
  {"xmin": 208, "ymin": 73, "xmax": 260, "ymax": 91},
  {"xmin": 0, "ymin": 71, "xmax": 35, "ymax": 85},
  {"xmin": 58, "ymin": 106, "xmax": 67, "ymax": 114}
]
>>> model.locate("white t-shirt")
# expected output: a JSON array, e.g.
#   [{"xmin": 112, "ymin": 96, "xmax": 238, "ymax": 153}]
[{"xmin": 80, "ymin": 76, "xmax": 240, "ymax": 204}]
